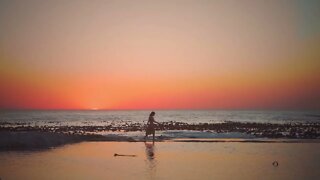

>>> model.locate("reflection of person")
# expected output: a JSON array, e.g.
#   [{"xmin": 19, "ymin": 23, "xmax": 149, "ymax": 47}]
[
  {"xmin": 144, "ymin": 142, "xmax": 156, "ymax": 179},
  {"xmin": 144, "ymin": 141, "xmax": 155, "ymax": 160},
  {"xmin": 145, "ymin": 111, "xmax": 160, "ymax": 141}
]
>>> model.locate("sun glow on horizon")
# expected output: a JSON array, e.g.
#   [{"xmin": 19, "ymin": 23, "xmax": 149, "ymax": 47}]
[{"xmin": 0, "ymin": 0, "xmax": 319, "ymax": 110}]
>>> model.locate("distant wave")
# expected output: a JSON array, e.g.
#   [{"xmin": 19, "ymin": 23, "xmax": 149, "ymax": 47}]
[{"xmin": 305, "ymin": 114, "xmax": 320, "ymax": 119}]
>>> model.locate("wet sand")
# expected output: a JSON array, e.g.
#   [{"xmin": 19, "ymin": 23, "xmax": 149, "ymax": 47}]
[{"xmin": 0, "ymin": 141, "xmax": 319, "ymax": 180}]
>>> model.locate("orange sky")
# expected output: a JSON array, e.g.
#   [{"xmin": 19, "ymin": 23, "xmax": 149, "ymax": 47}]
[{"xmin": 0, "ymin": 0, "xmax": 320, "ymax": 110}]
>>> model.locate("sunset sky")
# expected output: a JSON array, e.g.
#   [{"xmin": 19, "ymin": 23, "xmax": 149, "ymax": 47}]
[{"xmin": 0, "ymin": 0, "xmax": 319, "ymax": 110}]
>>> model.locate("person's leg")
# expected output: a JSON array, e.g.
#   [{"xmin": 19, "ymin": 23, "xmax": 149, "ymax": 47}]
[
  {"xmin": 153, "ymin": 131, "xmax": 155, "ymax": 142},
  {"xmin": 145, "ymin": 132, "xmax": 148, "ymax": 140}
]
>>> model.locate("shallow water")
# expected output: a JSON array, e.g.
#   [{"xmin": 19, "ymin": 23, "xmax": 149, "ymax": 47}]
[
  {"xmin": 0, "ymin": 142, "xmax": 319, "ymax": 180},
  {"xmin": 102, "ymin": 130, "xmax": 255, "ymax": 141}
]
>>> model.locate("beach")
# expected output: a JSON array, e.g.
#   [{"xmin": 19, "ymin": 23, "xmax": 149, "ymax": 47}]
[
  {"xmin": 1, "ymin": 110, "xmax": 320, "ymax": 179},
  {"xmin": 1, "ymin": 141, "xmax": 319, "ymax": 180}
]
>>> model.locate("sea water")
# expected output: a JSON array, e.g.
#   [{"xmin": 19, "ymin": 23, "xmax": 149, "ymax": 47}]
[
  {"xmin": 1, "ymin": 110, "xmax": 319, "ymax": 139},
  {"xmin": 1, "ymin": 110, "xmax": 319, "ymax": 126}
]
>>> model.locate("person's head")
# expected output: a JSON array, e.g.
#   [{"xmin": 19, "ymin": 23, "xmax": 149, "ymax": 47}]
[{"xmin": 150, "ymin": 111, "xmax": 155, "ymax": 116}]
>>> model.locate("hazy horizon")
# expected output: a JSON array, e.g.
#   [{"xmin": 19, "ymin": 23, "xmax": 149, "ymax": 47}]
[{"xmin": 1, "ymin": 108, "xmax": 319, "ymax": 111}]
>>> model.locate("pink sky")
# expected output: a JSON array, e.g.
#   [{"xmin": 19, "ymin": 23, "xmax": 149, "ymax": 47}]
[{"xmin": 0, "ymin": 0, "xmax": 319, "ymax": 110}]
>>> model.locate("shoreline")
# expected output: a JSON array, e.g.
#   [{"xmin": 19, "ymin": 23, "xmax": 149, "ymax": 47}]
[
  {"xmin": 1, "ymin": 131, "xmax": 320, "ymax": 151},
  {"xmin": 1, "ymin": 121, "xmax": 320, "ymax": 139},
  {"xmin": 1, "ymin": 120, "xmax": 320, "ymax": 151}
]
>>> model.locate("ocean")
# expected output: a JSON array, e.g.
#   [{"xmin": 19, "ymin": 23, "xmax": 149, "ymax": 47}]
[
  {"xmin": 1, "ymin": 110, "xmax": 319, "ymax": 140},
  {"xmin": 1, "ymin": 110, "xmax": 320, "ymax": 126}
]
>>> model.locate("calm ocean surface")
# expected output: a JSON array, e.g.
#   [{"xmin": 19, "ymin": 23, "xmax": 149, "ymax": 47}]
[{"xmin": 1, "ymin": 110, "xmax": 319, "ymax": 127}]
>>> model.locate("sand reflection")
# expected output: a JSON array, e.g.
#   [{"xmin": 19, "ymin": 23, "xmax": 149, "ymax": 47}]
[
  {"xmin": 1, "ymin": 142, "xmax": 319, "ymax": 179},
  {"xmin": 144, "ymin": 142, "xmax": 157, "ymax": 179}
]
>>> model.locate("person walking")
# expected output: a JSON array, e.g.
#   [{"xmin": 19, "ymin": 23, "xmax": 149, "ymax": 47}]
[{"xmin": 145, "ymin": 111, "xmax": 160, "ymax": 141}]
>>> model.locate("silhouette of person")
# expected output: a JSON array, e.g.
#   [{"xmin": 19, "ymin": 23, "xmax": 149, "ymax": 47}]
[{"xmin": 145, "ymin": 111, "xmax": 160, "ymax": 142}]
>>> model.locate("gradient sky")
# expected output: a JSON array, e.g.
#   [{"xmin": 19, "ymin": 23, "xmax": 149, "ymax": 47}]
[{"xmin": 0, "ymin": 0, "xmax": 320, "ymax": 110}]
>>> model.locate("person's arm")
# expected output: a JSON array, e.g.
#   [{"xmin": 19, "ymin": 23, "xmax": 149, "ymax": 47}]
[{"xmin": 154, "ymin": 120, "xmax": 161, "ymax": 125}]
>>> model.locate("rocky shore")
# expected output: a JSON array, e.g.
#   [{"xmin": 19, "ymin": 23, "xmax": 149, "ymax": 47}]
[{"xmin": 1, "ymin": 121, "xmax": 319, "ymax": 139}]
